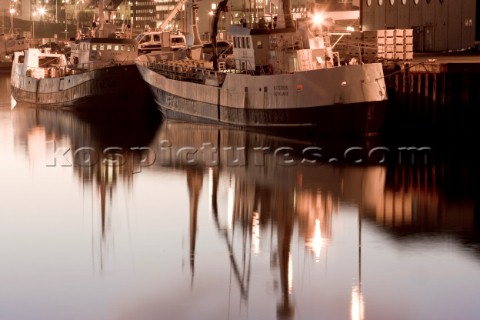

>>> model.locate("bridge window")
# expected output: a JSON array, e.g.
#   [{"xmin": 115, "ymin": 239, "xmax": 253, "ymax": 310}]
[
  {"xmin": 378, "ymin": 0, "xmax": 383, "ymax": 5},
  {"xmin": 366, "ymin": 0, "xmax": 372, "ymax": 6},
  {"xmin": 92, "ymin": 44, "xmax": 97, "ymax": 50},
  {"xmin": 99, "ymin": 44, "xmax": 105, "ymax": 50},
  {"xmin": 107, "ymin": 44, "xmax": 112, "ymax": 50},
  {"xmin": 246, "ymin": 38, "xmax": 250, "ymax": 49}
]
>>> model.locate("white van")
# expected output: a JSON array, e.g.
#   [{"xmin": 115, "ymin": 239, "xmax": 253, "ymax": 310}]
[{"xmin": 135, "ymin": 31, "xmax": 186, "ymax": 54}]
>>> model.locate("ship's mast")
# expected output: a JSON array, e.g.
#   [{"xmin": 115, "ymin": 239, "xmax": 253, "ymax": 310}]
[
  {"xmin": 186, "ymin": 0, "xmax": 202, "ymax": 47},
  {"xmin": 282, "ymin": 0, "xmax": 294, "ymax": 29},
  {"xmin": 210, "ymin": 0, "xmax": 228, "ymax": 71},
  {"xmin": 98, "ymin": 0, "xmax": 105, "ymax": 37}
]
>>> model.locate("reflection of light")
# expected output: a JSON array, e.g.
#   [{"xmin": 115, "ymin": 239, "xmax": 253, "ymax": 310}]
[
  {"xmin": 313, "ymin": 219, "xmax": 322, "ymax": 259},
  {"xmin": 208, "ymin": 168, "xmax": 213, "ymax": 213},
  {"xmin": 346, "ymin": 26, "xmax": 355, "ymax": 32},
  {"xmin": 252, "ymin": 211, "xmax": 260, "ymax": 255},
  {"xmin": 27, "ymin": 127, "xmax": 46, "ymax": 164},
  {"xmin": 306, "ymin": 218, "xmax": 327, "ymax": 262},
  {"xmin": 107, "ymin": 162, "xmax": 113, "ymax": 184},
  {"xmin": 11, "ymin": 96, "xmax": 17, "ymax": 110},
  {"xmin": 227, "ymin": 176, "xmax": 234, "ymax": 229},
  {"xmin": 288, "ymin": 253, "xmax": 293, "ymax": 294},
  {"xmin": 350, "ymin": 285, "xmax": 365, "ymax": 320}
]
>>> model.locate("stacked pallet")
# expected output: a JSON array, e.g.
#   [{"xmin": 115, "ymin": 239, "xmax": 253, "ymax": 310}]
[
  {"xmin": 332, "ymin": 29, "xmax": 414, "ymax": 63},
  {"xmin": 345, "ymin": 31, "xmax": 363, "ymax": 59},
  {"xmin": 362, "ymin": 30, "xmax": 386, "ymax": 61},
  {"xmin": 393, "ymin": 29, "xmax": 414, "ymax": 61},
  {"xmin": 329, "ymin": 31, "xmax": 362, "ymax": 62}
]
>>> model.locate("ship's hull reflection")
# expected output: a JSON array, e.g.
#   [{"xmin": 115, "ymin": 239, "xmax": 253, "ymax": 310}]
[
  {"xmin": 146, "ymin": 120, "xmax": 387, "ymax": 320},
  {"xmin": 6, "ymin": 105, "xmax": 480, "ymax": 320}
]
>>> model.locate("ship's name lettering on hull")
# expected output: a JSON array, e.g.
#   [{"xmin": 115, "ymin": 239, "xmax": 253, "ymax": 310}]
[{"xmin": 273, "ymin": 85, "xmax": 289, "ymax": 96}]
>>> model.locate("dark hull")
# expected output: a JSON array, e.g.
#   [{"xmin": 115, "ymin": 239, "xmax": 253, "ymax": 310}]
[
  {"xmin": 0, "ymin": 61, "xmax": 12, "ymax": 73},
  {"xmin": 151, "ymin": 86, "xmax": 387, "ymax": 137},
  {"xmin": 11, "ymin": 64, "xmax": 151, "ymax": 110}
]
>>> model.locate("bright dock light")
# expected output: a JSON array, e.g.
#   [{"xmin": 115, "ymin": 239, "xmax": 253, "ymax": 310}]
[{"xmin": 312, "ymin": 13, "xmax": 324, "ymax": 25}]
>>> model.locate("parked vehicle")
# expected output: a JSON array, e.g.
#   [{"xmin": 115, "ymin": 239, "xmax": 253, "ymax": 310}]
[{"xmin": 135, "ymin": 31, "xmax": 186, "ymax": 54}]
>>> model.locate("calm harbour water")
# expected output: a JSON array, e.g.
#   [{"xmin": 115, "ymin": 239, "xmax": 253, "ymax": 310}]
[{"xmin": 1, "ymin": 73, "xmax": 480, "ymax": 320}]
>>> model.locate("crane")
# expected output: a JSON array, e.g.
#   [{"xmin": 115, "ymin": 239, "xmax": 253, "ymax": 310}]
[{"xmin": 158, "ymin": 0, "xmax": 188, "ymax": 31}]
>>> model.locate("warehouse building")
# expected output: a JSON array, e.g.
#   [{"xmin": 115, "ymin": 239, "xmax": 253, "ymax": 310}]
[{"xmin": 360, "ymin": 0, "xmax": 476, "ymax": 52}]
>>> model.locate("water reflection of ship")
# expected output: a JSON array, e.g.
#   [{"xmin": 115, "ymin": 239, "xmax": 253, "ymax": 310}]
[
  {"xmin": 152, "ymin": 119, "xmax": 480, "ymax": 318},
  {"xmin": 11, "ymin": 105, "xmax": 161, "ymax": 266},
  {"xmin": 152, "ymin": 119, "xmax": 387, "ymax": 319}
]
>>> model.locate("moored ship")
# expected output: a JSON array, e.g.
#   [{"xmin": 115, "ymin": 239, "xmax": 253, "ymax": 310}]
[
  {"xmin": 135, "ymin": 0, "xmax": 388, "ymax": 136},
  {"xmin": 10, "ymin": 37, "xmax": 149, "ymax": 109}
]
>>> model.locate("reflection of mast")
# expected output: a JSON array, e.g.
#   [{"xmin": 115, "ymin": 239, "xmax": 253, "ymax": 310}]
[
  {"xmin": 98, "ymin": 163, "xmax": 108, "ymax": 240},
  {"xmin": 209, "ymin": 169, "xmax": 249, "ymax": 299},
  {"xmin": 276, "ymin": 207, "xmax": 294, "ymax": 320},
  {"xmin": 351, "ymin": 208, "xmax": 365, "ymax": 320},
  {"xmin": 187, "ymin": 167, "xmax": 203, "ymax": 286}
]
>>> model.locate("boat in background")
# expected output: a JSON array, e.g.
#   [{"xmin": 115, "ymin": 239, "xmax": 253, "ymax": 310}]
[
  {"xmin": 10, "ymin": 37, "xmax": 149, "ymax": 109},
  {"xmin": 1, "ymin": 33, "xmax": 29, "ymax": 73},
  {"xmin": 9, "ymin": 0, "xmax": 150, "ymax": 110},
  {"xmin": 135, "ymin": 0, "xmax": 388, "ymax": 137}
]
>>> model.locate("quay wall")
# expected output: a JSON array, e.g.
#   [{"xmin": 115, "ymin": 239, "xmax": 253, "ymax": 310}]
[{"xmin": 383, "ymin": 61, "xmax": 480, "ymax": 135}]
